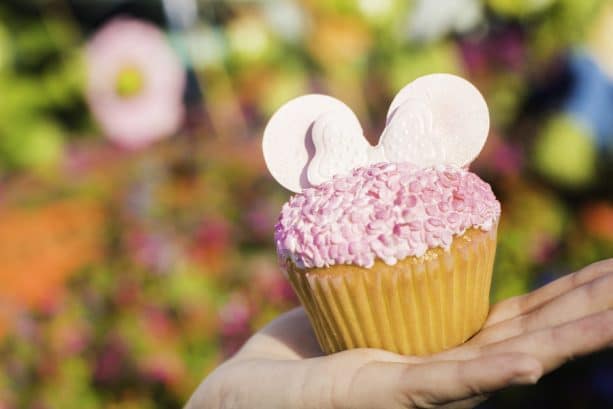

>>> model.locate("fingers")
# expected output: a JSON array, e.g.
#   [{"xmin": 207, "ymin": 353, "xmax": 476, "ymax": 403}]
[
  {"xmin": 474, "ymin": 272, "xmax": 613, "ymax": 346},
  {"xmin": 312, "ymin": 350, "xmax": 537, "ymax": 408},
  {"xmin": 486, "ymin": 258, "xmax": 613, "ymax": 326},
  {"xmin": 335, "ymin": 353, "xmax": 540, "ymax": 409},
  {"xmin": 398, "ymin": 353, "xmax": 541, "ymax": 408},
  {"xmin": 477, "ymin": 309, "xmax": 613, "ymax": 374}
]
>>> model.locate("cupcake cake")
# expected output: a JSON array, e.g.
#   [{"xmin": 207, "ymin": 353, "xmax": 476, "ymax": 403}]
[{"xmin": 262, "ymin": 74, "xmax": 500, "ymax": 356}]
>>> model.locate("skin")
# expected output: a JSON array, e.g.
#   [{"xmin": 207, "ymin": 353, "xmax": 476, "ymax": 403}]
[{"xmin": 186, "ymin": 258, "xmax": 613, "ymax": 409}]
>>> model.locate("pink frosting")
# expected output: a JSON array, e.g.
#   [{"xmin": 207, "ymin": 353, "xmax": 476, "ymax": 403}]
[{"xmin": 275, "ymin": 162, "xmax": 500, "ymax": 269}]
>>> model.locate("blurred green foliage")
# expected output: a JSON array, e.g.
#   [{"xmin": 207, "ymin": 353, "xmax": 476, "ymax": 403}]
[{"xmin": 0, "ymin": 7, "xmax": 86, "ymax": 173}]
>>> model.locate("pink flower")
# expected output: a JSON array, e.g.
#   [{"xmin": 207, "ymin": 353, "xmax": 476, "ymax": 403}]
[
  {"xmin": 126, "ymin": 229, "xmax": 178, "ymax": 273},
  {"xmin": 93, "ymin": 337, "xmax": 128, "ymax": 383},
  {"xmin": 459, "ymin": 26, "xmax": 526, "ymax": 75},
  {"xmin": 251, "ymin": 258, "xmax": 297, "ymax": 305},
  {"xmin": 219, "ymin": 293, "xmax": 253, "ymax": 357},
  {"xmin": 219, "ymin": 294, "xmax": 252, "ymax": 337},
  {"xmin": 245, "ymin": 199, "xmax": 278, "ymax": 241},
  {"xmin": 86, "ymin": 18, "xmax": 186, "ymax": 148}
]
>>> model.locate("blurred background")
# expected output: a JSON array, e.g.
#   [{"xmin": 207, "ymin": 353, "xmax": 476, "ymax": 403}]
[{"xmin": 0, "ymin": 0, "xmax": 612, "ymax": 408}]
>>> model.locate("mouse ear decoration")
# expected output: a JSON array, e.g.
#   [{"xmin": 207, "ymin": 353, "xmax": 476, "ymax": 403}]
[
  {"xmin": 262, "ymin": 74, "xmax": 491, "ymax": 193},
  {"xmin": 308, "ymin": 110, "xmax": 375, "ymax": 186},
  {"xmin": 262, "ymin": 94, "xmax": 362, "ymax": 193},
  {"xmin": 383, "ymin": 73, "xmax": 490, "ymax": 169}
]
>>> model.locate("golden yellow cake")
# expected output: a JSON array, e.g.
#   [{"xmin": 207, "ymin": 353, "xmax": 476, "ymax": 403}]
[{"xmin": 275, "ymin": 163, "xmax": 500, "ymax": 356}]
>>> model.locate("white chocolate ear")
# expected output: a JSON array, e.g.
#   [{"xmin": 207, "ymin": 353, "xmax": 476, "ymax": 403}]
[
  {"xmin": 262, "ymin": 94, "xmax": 359, "ymax": 192},
  {"xmin": 263, "ymin": 74, "xmax": 490, "ymax": 192},
  {"xmin": 384, "ymin": 73, "xmax": 489, "ymax": 168},
  {"xmin": 380, "ymin": 98, "xmax": 441, "ymax": 165},
  {"xmin": 307, "ymin": 110, "xmax": 373, "ymax": 186}
]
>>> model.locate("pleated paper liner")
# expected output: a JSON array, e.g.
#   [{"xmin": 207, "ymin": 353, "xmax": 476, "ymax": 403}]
[{"xmin": 285, "ymin": 226, "xmax": 497, "ymax": 356}]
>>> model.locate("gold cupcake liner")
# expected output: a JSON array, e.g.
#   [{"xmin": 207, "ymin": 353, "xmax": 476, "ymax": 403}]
[{"xmin": 285, "ymin": 227, "xmax": 497, "ymax": 356}]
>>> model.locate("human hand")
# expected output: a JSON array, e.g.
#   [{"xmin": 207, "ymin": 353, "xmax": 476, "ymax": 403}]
[{"xmin": 186, "ymin": 258, "xmax": 613, "ymax": 409}]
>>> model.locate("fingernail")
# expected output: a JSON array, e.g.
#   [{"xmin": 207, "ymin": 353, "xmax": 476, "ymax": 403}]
[{"xmin": 511, "ymin": 373, "xmax": 540, "ymax": 385}]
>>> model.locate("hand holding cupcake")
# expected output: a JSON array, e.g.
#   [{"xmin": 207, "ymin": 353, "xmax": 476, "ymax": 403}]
[
  {"xmin": 189, "ymin": 258, "xmax": 613, "ymax": 409},
  {"xmin": 188, "ymin": 75, "xmax": 613, "ymax": 409}
]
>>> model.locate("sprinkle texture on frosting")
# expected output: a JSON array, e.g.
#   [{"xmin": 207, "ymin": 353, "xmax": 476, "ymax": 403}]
[{"xmin": 275, "ymin": 162, "xmax": 501, "ymax": 269}]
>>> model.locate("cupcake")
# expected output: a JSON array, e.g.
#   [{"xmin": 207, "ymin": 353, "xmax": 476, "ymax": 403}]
[{"xmin": 262, "ymin": 73, "xmax": 500, "ymax": 355}]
